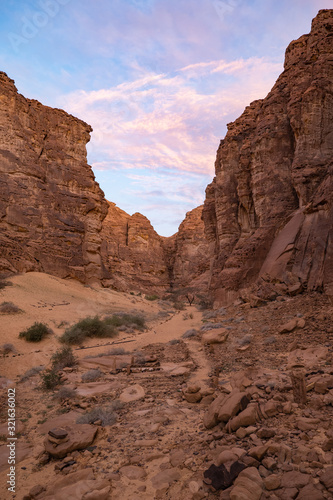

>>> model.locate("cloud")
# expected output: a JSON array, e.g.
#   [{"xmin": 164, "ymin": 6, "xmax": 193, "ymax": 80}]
[{"xmin": 61, "ymin": 55, "xmax": 282, "ymax": 180}]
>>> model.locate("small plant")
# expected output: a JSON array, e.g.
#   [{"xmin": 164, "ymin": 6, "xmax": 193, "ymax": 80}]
[
  {"xmin": 0, "ymin": 302, "xmax": 22, "ymax": 314},
  {"xmin": 81, "ymin": 369, "xmax": 103, "ymax": 383},
  {"xmin": 76, "ymin": 402, "xmax": 122, "ymax": 426},
  {"xmin": 0, "ymin": 280, "xmax": 11, "ymax": 290},
  {"xmin": 19, "ymin": 322, "xmax": 51, "ymax": 342},
  {"xmin": 173, "ymin": 301, "xmax": 186, "ymax": 311},
  {"xmin": 54, "ymin": 387, "xmax": 77, "ymax": 401},
  {"xmin": 51, "ymin": 346, "xmax": 76, "ymax": 370},
  {"xmin": 1, "ymin": 343, "xmax": 16, "ymax": 355},
  {"xmin": 40, "ymin": 369, "xmax": 64, "ymax": 391},
  {"xmin": 182, "ymin": 329, "xmax": 198, "ymax": 339},
  {"xmin": 60, "ymin": 316, "xmax": 117, "ymax": 345},
  {"xmin": 145, "ymin": 294, "xmax": 159, "ymax": 301},
  {"xmin": 104, "ymin": 313, "xmax": 145, "ymax": 330},
  {"xmin": 107, "ymin": 347, "xmax": 129, "ymax": 356},
  {"xmin": 19, "ymin": 366, "xmax": 44, "ymax": 382}
]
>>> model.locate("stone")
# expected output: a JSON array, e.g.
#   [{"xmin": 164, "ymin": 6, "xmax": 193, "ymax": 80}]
[
  {"xmin": 48, "ymin": 428, "xmax": 69, "ymax": 440},
  {"xmin": 320, "ymin": 466, "xmax": 333, "ymax": 489},
  {"xmin": 203, "ymin": 462, "xmax": 246, "ymax": 490},
  {"xmin": 226, "ymin": 405, "xmax": 258, "ymax": 432},
  {"xmin": 203, "ymin": 393, "xmax": 228, "ymax": 429},
  {"xmin": 279, "ymin": 319, "xmax": 298, "ymax": 334},
  {"xmin": 201, "ymin": 328, "xmax": 229, "ymax": 345},
  {"xmin": 170, "ymin": 449, "xmax": 186, "ymax": 467},
  {"xmin": 217, "ymin": 391, "xmax": 251, "ymax": 423},
  {"xmin": 151, "ymin": 468, "xmax": 181, "ymax": 490},
  {"xmin": 230, "ymin": 467, "xmax": 263, "ymax": 500},
  {"xmin": 119, "ymin": 465, "xmax": 146, "ymax": 480},
  {"xmin": 119, "ymin": 384, "xmax": 145, "ymax": 403},
  {"xmin": 183, "ymin": 391, "xmax": 202, "ymax": 403},
  {"xmin": 280, "ymin": 471, "xmax": 311, "ymax": 489},
  {"xmin": 287, "ymin": 347, "xmax": 329, "ymax": 370},
  {"xmin": 216, "ymin": 450, "xmax": 239, "ymax": 466},
  {"xmin": 44, "ymin": 424, "xmax": 98, "ymax": 459},
  {"xmin": 263, "ymin": 474, "xmax": 280, "ymax": 491},
  {"xmin": 38, "ymin": 469, "xmax": 110, "ymax": 500},
  {"xmin": 296, "ymin": 417, "xmax": 321, "ymax": 432},
  {"xmin": 297, "ymin": 484, "xmax": 326, "ymax": 500}
]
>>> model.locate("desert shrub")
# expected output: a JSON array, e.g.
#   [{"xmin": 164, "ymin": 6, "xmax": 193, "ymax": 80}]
[
  {"xmin": 76, "ymin": 401, "xmax": 123, "ymax": 426},
  {"xmin": 168, "ymin": 339, "xmax": 180, "ymax": 345},
  {"xmin": 60, "ymin": 316, "xmax": 117, "ymax": 345},
  {"xmin": 1, "ymin": 343, "xmax": 16, "ymax": 355},
  {"xmin": 19, "ymin": 366, "xmax": 44, "ymax": 382},
  {"xmin": 0, "ymin": 302, "xmax": 22, "ymax": 314},
  {"xmin": 107, "ymin": 347, "xmax": 129, "ymax": 355},
  {"xmin": 104, "ymin": 313, "xmax": 145, "ymax": 330},
  {"xmin": 40, "ymin": 369, "xmax": 64, "ymax": 390},
  {"xmin": 238, "ymin": 334, "xmax": 253, "ymax": 346},
  {"xmin": 51, "ymin": 346, "xmax": 76, "ymax": 370},
  {"xmin": 0, "ymin": 280, "xmax": 11, "ymax": 290},
  {"xmin": 54, "ymin": 387, "xmax": 77, "ymax": 401},
  {"xmin": 182, "ymin": 329, "xmax": 198, "ymax": 339},
  {"xmin": 81, "ymin": 368, "xmax": 103, "ymax": 382},
  {"xmin": 173, "ymin": 300, "xmax": 186, "ymax": 311},
  {"xmin": 19, "ymin": 322, "xmax": 51, "ymax": 342},
  {"xmin": 145, "ymin": 294, "xmax": 159, "ymax": 301},
  {"xmin": 197, "ymin": 297, "xmax": 214, "ymax": 311}
]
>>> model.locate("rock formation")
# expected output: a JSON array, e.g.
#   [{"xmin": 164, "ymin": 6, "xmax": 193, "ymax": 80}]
[
  {"xmin": 163, "ymin": 205, "xmax": 212, "ymax": 290},
  {"xmin": 0, "ymin": 72, "xmax": 209, "ymax": 292},
  {"xmin": 0, "ymin": 72, "xmax": 108, "ymax": 284},
  {"xmin": 202, "ymin": 9, "xmax": 333, "ymax": 304},
  {"xmin": 100, "ymin": 202, "xmax": 169, "ymax": 292}
]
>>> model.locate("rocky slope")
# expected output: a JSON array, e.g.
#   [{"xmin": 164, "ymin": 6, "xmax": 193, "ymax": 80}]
[
  {"xmin": 0, "ymin": 72, "xmax": 108, "ymax": 284},
  {"xmin": 203, "ymin": 9, "xmax": 333, "ymax": 305}
]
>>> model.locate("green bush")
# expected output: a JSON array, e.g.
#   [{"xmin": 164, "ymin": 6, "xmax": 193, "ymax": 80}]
[
  {"xmin": 104, "ymin": 313, "xmax": 145, "ymax": 330},
  {"xmin": 60, "ymin": 316, "xmax": 117, "ymax": 345},
  {"xmin": 51, "ymin": 346, "xmax": 76, "ymax": 370},
  {"xmin": 40, "ymin": 368, "xmax": 64, "ymax": 390},
  {"xmin": 19, "ymin": 322, "xmax": 51, "ymax": 342},
  {"xmin": 145, "ymin": 294, "xmax": 159, "ymax": 301}
]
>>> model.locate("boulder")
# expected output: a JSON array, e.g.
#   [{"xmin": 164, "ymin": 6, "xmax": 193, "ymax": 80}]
[{"xmin": 44, "ymin": 424, "xmax": 98, "ymax": 459}]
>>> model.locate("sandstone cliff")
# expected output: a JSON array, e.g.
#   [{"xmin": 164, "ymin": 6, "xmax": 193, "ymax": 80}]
[
  {"xmin": 0, "ymin": 72, "xmax": 108, "ymax": 283},
  {"xmin": 163, "ymin": 205, "xmax": 212, "ymax": 290},
  {"xmin": 100, "ymin": 202, "xmax": 170, "ymax": 292},
  {"xmin": 203, "ymin": 9, "xmax": 333, "ymax": 304},
  {"xmin": 0, "ymin": 70, "xmax": 208, "ymax": 292}
]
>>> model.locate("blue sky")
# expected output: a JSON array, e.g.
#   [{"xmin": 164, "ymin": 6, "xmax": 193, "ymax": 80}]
[{"xmin": 0, "ymin": 0, "xmax": 331, "ymax": 235}]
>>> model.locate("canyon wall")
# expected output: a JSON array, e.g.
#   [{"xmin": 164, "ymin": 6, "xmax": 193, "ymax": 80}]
[
  {"xmin": 203, "ymin": 9, "xmax": 333, "ymax": 304},
  {"xmin": 0, "ymin": 73, "xmax": 208, "ymax": 292},
  {"xmin": 0, "ymin": 72, "xmax": 108, "ymax": 284},
  {"xmin": 100, "ymin": 202, "xmax": 170, "ymax": 292}
]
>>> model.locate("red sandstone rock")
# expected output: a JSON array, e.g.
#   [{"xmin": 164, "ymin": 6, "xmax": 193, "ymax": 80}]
[
  {"xmin": 0, "ymin": 72, "xmax": 108, "ymax": 284},
  {"xmin": 202, "ymin": 9, "xmax": 333, "ymax": 304}
]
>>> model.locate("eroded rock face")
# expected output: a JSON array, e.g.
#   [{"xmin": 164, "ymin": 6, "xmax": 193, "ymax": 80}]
[
  {"xmin": 100, "ymin": 202, "xmax": 170, "ymax": 292},
  {"xmin": 0, "ymin": 72, "xmax": 108, "ymax": 283},
  {"xmin": 202, "ymin": 9, "xmax": 333, "ymax": 304},
  {"xmin": 163, "ymin": 205, "xmax": 212, "ymax": 290}
]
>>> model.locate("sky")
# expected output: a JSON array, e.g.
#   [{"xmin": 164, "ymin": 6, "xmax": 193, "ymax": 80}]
[{"xmin": 0, "ymin": 0, "xmax": 331, "ymax": 236}]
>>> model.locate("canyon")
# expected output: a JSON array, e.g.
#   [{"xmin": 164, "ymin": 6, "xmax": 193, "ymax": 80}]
[{"xmin": 0, "ymin": 9, "xmax": 333, "ymax": 305}]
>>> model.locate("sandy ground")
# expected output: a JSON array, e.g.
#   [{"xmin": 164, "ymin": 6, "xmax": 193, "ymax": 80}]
[{"xmin": 0, "ymin": 272, "xmax": 202, "ymax": 379}]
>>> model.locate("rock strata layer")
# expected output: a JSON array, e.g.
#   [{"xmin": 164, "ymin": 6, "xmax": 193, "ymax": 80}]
[
  {"xmin": 202, "ymin": 9, "xmax": 333, "ymax": 304},
  {"xmin": 0, "ymin": 72, "xmax": 108, "ymax": 283}
]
